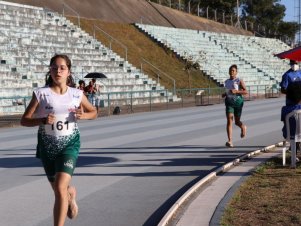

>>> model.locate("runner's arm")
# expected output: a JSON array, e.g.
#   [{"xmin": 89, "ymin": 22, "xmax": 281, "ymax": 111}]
[
  {"xmin": 20, "ymin": 93, "xmax": 44, "ymax": 127},
  {"xmin": 232, "ymin": 79, "xmax": 248, "ymax": 95},
  {"xmin": 75, "ymin": 94, "xmax": 97, "ymax": 120}
]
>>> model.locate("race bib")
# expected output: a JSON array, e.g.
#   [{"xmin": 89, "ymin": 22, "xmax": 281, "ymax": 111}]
[{"xmin": 45, "ymin": 114, "xmax": 76, "ymax": 136}]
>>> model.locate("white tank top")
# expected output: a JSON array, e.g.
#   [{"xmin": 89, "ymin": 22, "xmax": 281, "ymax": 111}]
[{"xmin": 224, "ymin": 78, "xmax": 240, "ymax": 90}]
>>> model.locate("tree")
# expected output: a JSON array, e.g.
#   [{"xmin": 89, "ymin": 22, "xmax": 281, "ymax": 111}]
[
  {"xmin": 241, "ymin": 0, "xmax": 298, "ymax": 41},
  {"xmin": 278, "ymin": 21, "xmax": 299, "ymax": 44},
  {"xmin": 190, "ymin": 0, "xmax": 237, "ymax": 14},
  {"xmin": 149, "ymin": 0, "xmax": 299, "ymax": 43},
  {"xmin": 150, "ymin": 0, "xmax": 237, "ymax": 14}
]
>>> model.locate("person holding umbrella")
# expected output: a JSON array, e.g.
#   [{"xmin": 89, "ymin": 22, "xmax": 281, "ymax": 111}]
[
  {"xmin": 84, "ymin": 73, "xmax": 106, "ymax": 114},
  {"xmin": 276, "ymin": 48, "xmax": 301, "ymax": 152},
  {"xmin": 279, "ymin": 60, "xmax": 301, "ymax": 153},
  {"xmin": 85, "ymin": 78, "xmax": 100, "ymax": 113}
]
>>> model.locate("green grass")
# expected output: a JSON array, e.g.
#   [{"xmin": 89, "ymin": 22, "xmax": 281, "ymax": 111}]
[
  {"xmin": 68, "ymin": 17, "xmax": 217, "ymax": 91},
  {"xmin": 221, "ymin": 156, "xmax": 301, "ymax": 226}
]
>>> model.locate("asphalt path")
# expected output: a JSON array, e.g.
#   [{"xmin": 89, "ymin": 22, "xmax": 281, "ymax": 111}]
[{"xmin": 0, "ymin": 97, "xmax": 284, "ymax": 226}]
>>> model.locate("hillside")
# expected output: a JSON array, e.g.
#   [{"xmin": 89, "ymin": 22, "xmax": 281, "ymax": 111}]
[{"xmin": 7, "ymin": 0, "xmax": 252, "ymax": 35}]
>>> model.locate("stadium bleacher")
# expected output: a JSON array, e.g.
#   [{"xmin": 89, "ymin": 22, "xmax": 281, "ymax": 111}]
[
  {"xmin": 0, "ymin": 1, "xmax": 293, "ymax": 115},
  {"xmin": 136, "ymin": 23, "xmax": 290, "ymax": 93},
  {"xmin": 0, "ymin": 1, "xmax": 178, "ymax": 115}
]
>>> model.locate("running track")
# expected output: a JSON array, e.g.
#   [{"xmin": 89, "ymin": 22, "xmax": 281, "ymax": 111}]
[{"xmin": 0, "ymin": 97, "xmax": 284, "ymax": 226}]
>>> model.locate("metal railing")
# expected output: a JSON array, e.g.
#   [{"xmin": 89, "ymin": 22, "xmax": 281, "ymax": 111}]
[
  {"xmin": 136, "ymin": 24, "xmax": 225, "ymax": 79},
  {"xmin": 1, "ymin": 85, "xmax": 281, "ymax": 116},
  {"xmin": 62, "ymin": 2, "xmax": 80, "ymax": 27},
  {"xmin": 140, "ymin": 58, "xmax": 176, "ymax": 95}
]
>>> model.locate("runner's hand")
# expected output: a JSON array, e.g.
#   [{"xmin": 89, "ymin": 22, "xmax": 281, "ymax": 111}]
[
  {"xmin": 75, "ymin": 106, "xmax": 84, "ymax": 120},
  {"xmin": 45, "ymin": 113, "xmax": 55, "ymax": 125}
]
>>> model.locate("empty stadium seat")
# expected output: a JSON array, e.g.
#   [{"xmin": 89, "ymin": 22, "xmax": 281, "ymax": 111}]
[
  {"xmin": 0, "ymin": 1, "xmax": 177, "ymax": 114},
  {"xmin": 136, "ymin": 23, "xmax": 290, "ymax": 92}
]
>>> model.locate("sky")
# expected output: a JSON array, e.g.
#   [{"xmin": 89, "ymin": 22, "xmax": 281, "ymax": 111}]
[{"xmin": 280, "ymin": 0, "xmax": 297, "ymax": 22}]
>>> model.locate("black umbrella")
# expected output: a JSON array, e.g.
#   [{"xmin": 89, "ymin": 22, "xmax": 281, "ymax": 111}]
[{"xmin": 84, "ymin": 72, "xmax": 107, "ymax": 79}]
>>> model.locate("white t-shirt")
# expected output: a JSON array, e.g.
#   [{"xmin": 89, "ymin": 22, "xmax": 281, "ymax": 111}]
[{"xmin": 34, "ymin": 87, "xmax": 83, "ymax": 137}]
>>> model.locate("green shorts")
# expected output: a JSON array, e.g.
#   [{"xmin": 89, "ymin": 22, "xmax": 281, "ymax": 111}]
[
  {"xmin": 225, "ymin": 95, "xmax": 244, "ymax": 117},
  {"xmin": 41, "ymin": 154, "xmax": 77, "ymax": 182},
  {"xmin": 36, "ymin": 129, "xmax": 80, "ymax": 182}
]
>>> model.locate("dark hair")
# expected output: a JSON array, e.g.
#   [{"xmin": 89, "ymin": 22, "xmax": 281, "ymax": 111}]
[
  {"xmin": 290, "ymin": 60, "xmax": 298, "ymax": 65},
  {"xmin": 287, "ymin": 81, "xmax": 301, "ymax": 104},
  {"xmin": 229, "ymin": 64, "xmax": 238, "ymax": 72},
  {"xmin": 78, "ymin": 80, "xmax": 85, "ymax": 85},
  {"xmin": 45, "ymin": 54, "xmax": 75, "ymax": 87}
]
